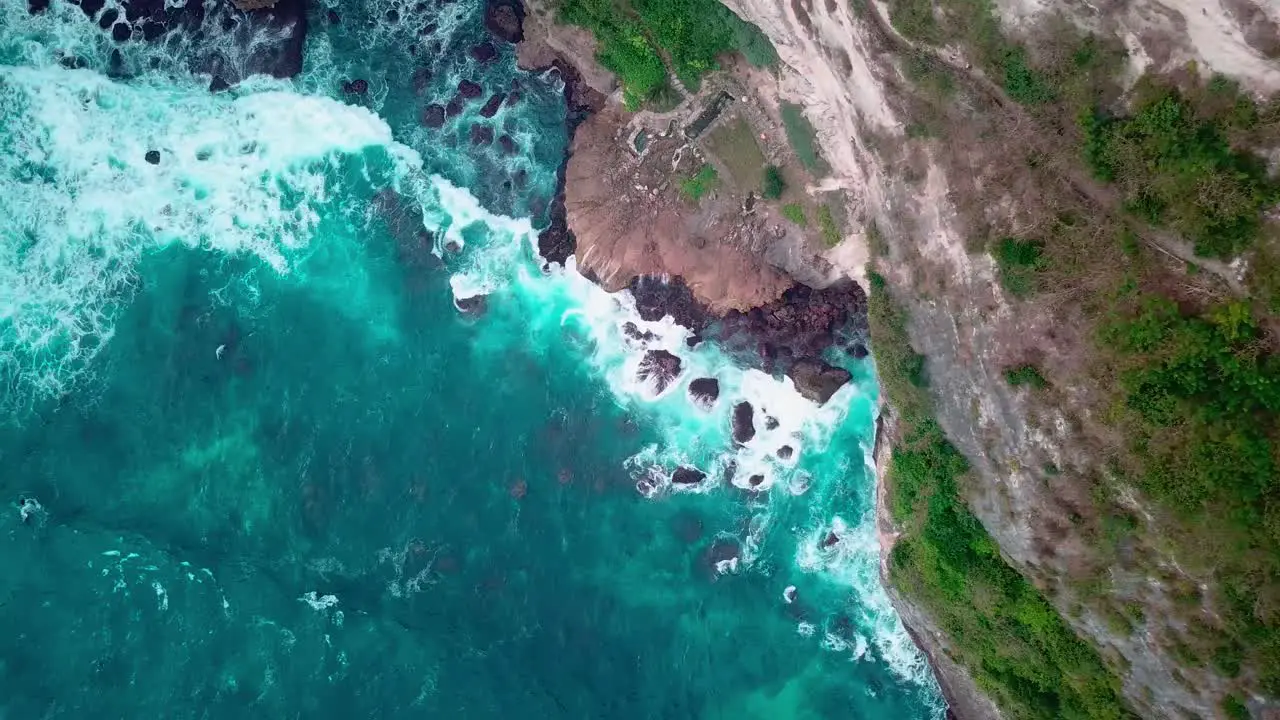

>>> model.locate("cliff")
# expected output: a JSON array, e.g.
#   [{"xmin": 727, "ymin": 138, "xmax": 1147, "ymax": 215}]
[{"xmin": 527, "ymin": 0, "xmax": 1280, "ymax": 716}]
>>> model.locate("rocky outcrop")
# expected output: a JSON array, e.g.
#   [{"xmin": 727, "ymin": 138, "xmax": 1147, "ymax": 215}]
[
  {"xmin": 688, "ymin": 377, "xmax": 720, "ymax": 410},
  {"xmin": 731, "ymin": 401, "xmax": 755, "ymax": 444},
  {"xmin": 637, "ymin": 349, "xmax": 683, "ymax": 394},
  {"xmin": 671, "ymin": 466, "xmax": 707, "ymax": 485},
  {"xmin": 786, "ymin": 358, "xmax": 851, "ymax": 405}
]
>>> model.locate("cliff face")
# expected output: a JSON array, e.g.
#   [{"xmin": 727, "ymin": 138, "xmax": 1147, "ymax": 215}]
[{"xmin": 695, "ymin": 0, "xmax": 1280, "ymax": 718}]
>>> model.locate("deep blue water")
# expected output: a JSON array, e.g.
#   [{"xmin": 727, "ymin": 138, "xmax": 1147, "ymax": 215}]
[{"xmin": 0, "ymin": 0, "xmax": 942, "ymax": 717}]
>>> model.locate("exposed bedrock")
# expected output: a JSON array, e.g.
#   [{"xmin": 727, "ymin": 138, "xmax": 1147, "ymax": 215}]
[
  {"xmin": 786, "ymin": 358, "xmax": 852, "ymax": 406},
  {"xmin": 688, "ymin": 377, "xmax": 720, "ymax": 411},
  {"xmin": 731, "ymin": 401, "xmax": 755, "ymax": 444}
]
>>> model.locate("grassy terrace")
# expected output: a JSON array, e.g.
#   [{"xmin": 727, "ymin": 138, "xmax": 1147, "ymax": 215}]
[{"xmin": 880, "ymin": 0, "xmax": 1280, "ymax": 710}]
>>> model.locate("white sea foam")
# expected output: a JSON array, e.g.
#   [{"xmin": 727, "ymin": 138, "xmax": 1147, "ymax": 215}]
[{"xmin": 0, "ymin": 64, "xmax": 420, "ymax": 405}]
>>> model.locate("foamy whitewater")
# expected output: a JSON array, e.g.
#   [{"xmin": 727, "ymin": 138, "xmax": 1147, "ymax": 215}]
[{"xmin": 0, "ymin": 0, "xmax": 943, "ymax": 717}]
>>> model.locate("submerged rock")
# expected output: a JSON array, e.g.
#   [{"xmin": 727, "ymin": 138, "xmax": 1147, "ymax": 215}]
[
  {"xmin": 688, "ymin": 377, "xmax": 719, "ymax": 411},
  {"xmin": 469, "ymin": 124, "xmax": 494, "ymax": 147},
  {"xmin": 731, "ymin": 401, "xmax": 755, "ymax": 444},
  {"xmin": 764, "ymin": 416, "xmax": 779, "ymax": 430},
  {"xmin": 637, "ymin": 349, "xmax": 682, "ymax": 394},
  {"xmin": 470, "ymin": 42, "xmax": 497, "ymax": 63},
  {"xmin": 787, "ymin": 358, "xmax": 852, "ymax": 405},
  {"xmin": 483, "ymin": 0, "xmax": 523, "ymax": 43},
  {"xmin": 479, "ymin": 93, "xmax": 505, "ymax": 118},
  {"xmin": 458, "ymin": 79, "xmax": 484, "ymax": 99},
  {"xmin": 421, "ymin": 104, "xmax": 446, "ymax": 128},
  {"xmin": 777, "ymin": 445, "xmax": 793, "ymax": 460},
  {"xmin": 671, "ymin": 467, "xmax": 706, "ymax": 485},
  {"xmin": 342, "ymin": 78, "xmax": 368, "ymax": 95},
  {"xmin": 621, "ymin": 322, "xmax": 656, "ymax": 344}
]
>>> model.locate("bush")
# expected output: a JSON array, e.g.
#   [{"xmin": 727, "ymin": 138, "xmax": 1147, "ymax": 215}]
[
  {"xmin": 1004, "ymin": 364, "xmax": 1048, "ymax": 389},
  {"xmin": 761, "ymin": 165, "xmax": 785, "ymax": 199},
  {"xmin": 781, "ymin": 203, "xmax": 807, "ymax": 226},
  {"xmin": 816, "ymin": 205, "xmax": 841, "ymax": 247},
  {"xmin": 1222, "ymin": 695, "xmax": 1250, "ymax": 720},
  {"xmin": 1079, "ymin": 87, "xmax": 1277, "ymax": 259},
  {"xmin": 993, "ymin": 237, "xmax": 1046, "ymax": 297},
  {"xmin": 780, "ymin": 103, "xmax": 828, "ymax": 174},
  {"xmin": 680, "ymin": 164, "xmax": 719, "ymax": 201}
]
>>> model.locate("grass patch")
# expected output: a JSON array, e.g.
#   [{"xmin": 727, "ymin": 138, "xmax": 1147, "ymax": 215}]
[
  {"xmin": 704, "ymin": 117, "xmax": 766, "ymax": 188},
  {"xmin": 869, "ymin": 273, "xmax": 1131, "ymax": 720},
  {"xmin": 1004, "ymin": 364, "xmax": 1048, "ymax": 389},
  {"xmin": 817, "ymin": 205, "xmax": 841, "ymax": 247},
  {"xmin": 781, "ymin": 203, "xmax": 807, "ymax": 227},
  {"xmin": 780, "ymin": 103, "xmax": 829, "ymax": 175},
  {"xmin": 993, "ymin": 237, "xmax": 1046, "ymax": 298},
  {"xmin": 679, "ymin": 164, "xmax": 719, "ymax": 202}
]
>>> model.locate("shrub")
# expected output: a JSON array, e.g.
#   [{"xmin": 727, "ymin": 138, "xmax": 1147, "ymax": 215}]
[
  {"xmin": 1222, "ymin": 695, "xmax": 1250, "ymax": 720},
  {"xmin": 781, "ymin": 203, "xmax": 807, "ymax": 227},
  {"xmin": 680, "ymin": 164, "xmax": 719, "ymax": 201},
  {"xmin": 817, "ymin": 205, "xmax": 841, "ymax": 247},
  {"xmin": 1079, "ymin": 88, "xmax": 1277, "ymax": 259},
  {"xmin": 1004, "ymin": 364, "xmax": 1048, "ymax": 389},
  {"xmin": 992, "ymin": 237, "xmax": 1046, "ymax": 297},
  {"xmin": 761, "ymin": 164, "xmax": 785, "ymax": 199}
]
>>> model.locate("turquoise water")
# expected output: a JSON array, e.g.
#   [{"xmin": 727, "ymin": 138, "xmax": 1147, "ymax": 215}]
[{"xmin": 0, "ymin": 1, "xmax": 943, "ymax": 717}]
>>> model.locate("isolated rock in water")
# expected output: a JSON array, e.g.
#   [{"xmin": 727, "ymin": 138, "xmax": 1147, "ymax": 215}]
[
  {"xmin": 622, "ymin": 321, "xmax": 656, "ymax": 344},
  {"xmin": 732, "ymin": 401, "xmax": 755, "ymax": 444},
  {"xmin": 777, "ymin": 445, "xmax": 793, "ymax": 460},
  {"xmin": 787, "ymin": 358, "xmax": 851, "ymax": 405},
  {"xmin": 671, "ymin": 466, "xmax": 706, "ymax": 485},
  {"xmin": 483, "ymin": 0, "xmax": 523, "ymax": 43},
  {"xmin": 458, "ymin": 79, "xmax": 484, "ymax": 99},
  {"xmin": 470, "ymin": 42, "xmax": 497, "ymax": 63},
  {"xmin": 469, "ymin": 124, "xmax": 494, "ymax": 147},
  {"xmin": 637, "ymin": 349, "xmax": 682, "ymax": 394},
  {"xmin": 764, "ymin": 415, "xmax": 779, "ymax": 430},
  {"xmin": 479, "ymin": 93, "xmax": 505, "ymax": 118},
  {"xmin": 747, "ymin": 474, "xmax": 765, "ymax": 489},
  {"xmin": 455, "ymin": 294, "xmax": 487, "ymax": 317},
  {"xmin": 688, "ymin": 377, "xmax": 719, "ymax": 411},
  {"xmin": 144, "ymin": 150, "xmax": 160, "ymax": 165},
  {"xmin": 342, "ymin": 78, "xmax": 368, "ymax": 95}
]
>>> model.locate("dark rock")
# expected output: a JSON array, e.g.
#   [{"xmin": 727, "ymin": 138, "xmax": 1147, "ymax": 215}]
[
  {"xmin": 849, "ymin": 342, "xmax": 870, "ymax": 359},
  {"xmin": 412, "ymin": 67, "xmax": 432, "ymax": 95},
  {"xmin": 445, "ymin": 97, "xmax": 464, "ymax": 118},
  {"xmin": 421, "ymin": 104, "xmax": 446, "ymax": 128},
  {"xmin": 455, "ymin": 294, "xmax": 487, "ymax": 316},
  {"xmin": 686, "ymin": 333, "xmax": 702, "ymax": 349},
  {"xmin": 111, "ymin": 22, "xmax": 132, "ymax": 42},
  {"xmin": 141, "ymin": 21, "xmax": 164, "ymax": 41},
  {"xmin": 209, "ymin": 75, "xmax": 231, "ymax": 92},
  {"xmin": 821, "ymin": 530, "xmax": 840, "ymax": 548},
  {"xmin": 342, "ymin": 78, "xmax": 368, "ymax": 95},
  {"xmin": 777, "ymin": 445, "xmax": 794, "ymax": 460},
  {"xmin": 497, "ymin": 134, "xmax": 518, "ymax": 155},
  {"xmin": 627, "ymin": 276, "xmax": 711, "ymax": 333},
  {"xmin": 764, "ymin": 416, "xmax": 779, "ymax": 430},
  {"xmin": 747, "ymin": 474, "xmax": 765, "ymax": 489},
  {"xmin": 80, "ymin": 0, "xmax": 105, "ymax": 16},
  {"xmin": 506, "ymin": 90, "xmax": 522, "ymax": 106},
  {"xmin": 326, "ymin": 9, "xmax": 340, "ymax": 24},
  {"xmin": 469, "ymin": 42, "xmax": 497, "ymax": 63},
  {"xmin": 27, "ymin": 0, "xmax": 50, "ymax": 13},
  {"xmin": 622, "ymin": 322, "xmax": 656, "ymax": 344},
  {"xmin": 732, "ymin": 402, "xmax": 755, "ymax": 444},
  {"xmin": 144, "ymin": 150, "xmax": 160, "ymax": 165},
  {"xmin": 483, "ymin": 0, "xmax": 523, "ymax": 43},
  {"xmin": 384, "ymin": 7, "xmax": 399, "ymax": 23},
  {"xmin": 787, "ymin": 358, "xmax": 852, "ymax": 405},
  {"xmin": 98, "ymin": 8, "xmax": 119, "ymax": 28},
  {"xmin": 418, "ymin": 22, "xmax": 438, "ymax": 37},
  {"xmin": 716, "ymin": 279, "xmax": 868, "ymax": 370},
  {"xmin": 699, "ymin": 538, "xmax": 741, "ymax": 578},
  {"xmin": 479, "ymin": 93, "xmax": 505, "ymax": 118},
  {"xmin": 637, "ymin": 349, "xmax": 682, "ymax": 395},
  {"xmin": 469, "ymin": 124, "xmax": 494, "ymax": 147},
  {"xmin": 671, "ymin": 467, "xmax": 706, "ymax": 485},
  {"xmin": 688, "ymin": 378, "xmax": 719, "ymax": 411},
  {"xmin": 458, "ymin": 79, "xmax": 483, "ymax": 99}
]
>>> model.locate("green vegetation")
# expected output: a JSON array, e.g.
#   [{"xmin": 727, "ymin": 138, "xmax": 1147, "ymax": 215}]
[
  {"xmin": 781, "ymin": 203, "xmax": 807, "ymax": 227},
  {"xmin": 1080, "ymin": 85, "xmax": 1278, "ymax": 259},
  {"xmin": 780, "ymin": 103, "xmax": 829, "ymax": 174},
  {"xmin": 868, "ymin": 273, "xmax": 1130, "ymax": 720},
  {"xmin": 557, "ymin": 0, "xmax": 776, "ymax": 106},
  {"xmin": 1222, "ymin": 694, "xmax": 1250, "ymax": 720},
  {"xmin": 1004, "ymin": 364, "xmax": 1048, "ymax": 389},
  {"xmin": 992, "ymin": 237, "xmax": 1046, "ymax": 298},
  {"xmin": 679, "ymin": 164, "xmax": 719, "ymax": 202},
  {"xmin": 816, "ymin": 205, "xmax": 840, "ymax": 247},
  {"xmin": 1100, "ymin": 295, "xmax": 1280, "ymax": 692},
  {"xmin": 762, "ymin": 165, "xmax": 785, "ymax": 199}
]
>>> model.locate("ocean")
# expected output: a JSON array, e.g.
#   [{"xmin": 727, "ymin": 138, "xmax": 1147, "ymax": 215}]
[{"xmin": 0, "ymin": 0, "xmax": 943, "ymax": 716}]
